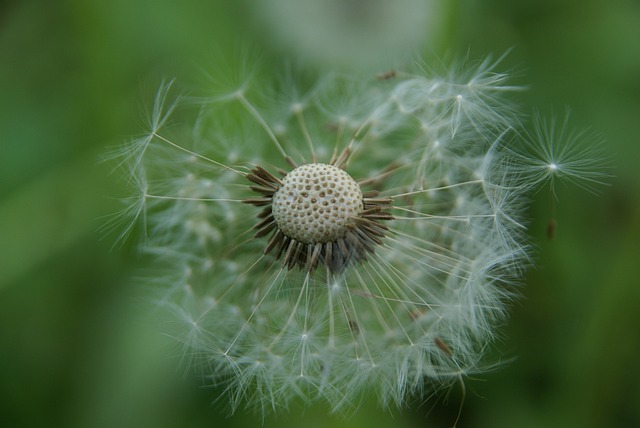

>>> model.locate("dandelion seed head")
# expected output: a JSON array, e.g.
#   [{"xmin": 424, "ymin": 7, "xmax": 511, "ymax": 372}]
[{"xmin": 108, "ymin": 54, "xmax": 608, "ymax": 415}]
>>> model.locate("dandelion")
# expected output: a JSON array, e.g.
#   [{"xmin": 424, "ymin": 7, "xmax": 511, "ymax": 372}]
[{"xmin": 109, "ymin": 57, "xmax": 604, "ymax": 414}]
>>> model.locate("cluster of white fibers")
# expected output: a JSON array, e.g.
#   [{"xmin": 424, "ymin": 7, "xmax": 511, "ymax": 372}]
[{"xmin": 108, "ymin": 56, "xmax": 602, "ymax": 414}]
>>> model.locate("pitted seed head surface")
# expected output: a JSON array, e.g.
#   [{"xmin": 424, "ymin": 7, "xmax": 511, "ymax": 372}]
[{"xmin": 272, "ymin": 163, "xmax": 363, "ymax": 244}]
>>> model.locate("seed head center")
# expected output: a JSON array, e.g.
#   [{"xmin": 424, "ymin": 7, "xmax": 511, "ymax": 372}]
[{"xmin": 272, "ymin": 163, "xmax": 363, "ymax": 244}]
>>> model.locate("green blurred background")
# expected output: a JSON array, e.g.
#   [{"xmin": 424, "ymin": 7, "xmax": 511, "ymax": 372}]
[{"xmin": 1, "ymin": 1, "xmax": 639, "ymax": 427}]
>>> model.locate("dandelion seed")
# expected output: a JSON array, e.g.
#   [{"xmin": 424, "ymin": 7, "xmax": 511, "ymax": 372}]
[
  {"xmin": 513, "ymin": 110, "xmax": 611, "ymax": 195},
  {"xmin": 109, "ymin": 56, "xmax": 607, "ymax": 415}
]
